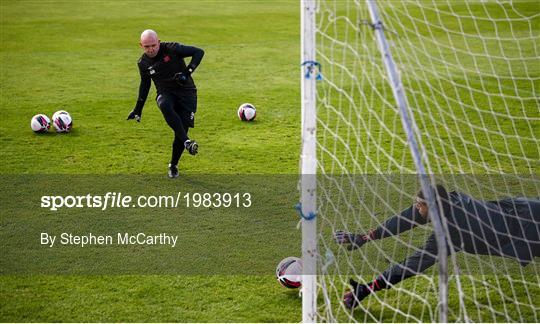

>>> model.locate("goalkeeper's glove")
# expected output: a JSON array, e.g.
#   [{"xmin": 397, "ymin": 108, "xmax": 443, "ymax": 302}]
[
  {"xmin": 334, "ymin": 230, "xmax": 373, "ymax": 250},
  {"xmin": 173, "ymin": 72, "xmax": 189, "ymax": 85},
  {"xmin": 127, "ymin": 108, "xmax": 142, "ymax": 122},
  {"xmin": 173, "ymin": 65, "xmax": 196, "ymax": 86},
  {"xmin": 343, "ymin": 278, "xmax": 386, "ymax": 310}
]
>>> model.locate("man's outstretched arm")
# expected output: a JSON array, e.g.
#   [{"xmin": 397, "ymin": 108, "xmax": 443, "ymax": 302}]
[
  {"xmin": 335, "ymin": 205, "xmax": 427, "ymax": 250},
  {"xmin": 344, "ymin": 233, "xmax": 444, "ymax": 309},
  {"xmin": 127, "ymin": 72, "xmax": 151, "ymax": 122},
  {"xmin": 373, "ymin": 205, "xmax": 428, "ymax": 239}
]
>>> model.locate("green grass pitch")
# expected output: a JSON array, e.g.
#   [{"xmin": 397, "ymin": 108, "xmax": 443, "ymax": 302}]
[
  {"xmin": 0, "ymin": 1, "xmax": 302, "ymax": 322},
  {"xmin": 1, "ymin": 0, "xmax": 538, "ymax": 322}
]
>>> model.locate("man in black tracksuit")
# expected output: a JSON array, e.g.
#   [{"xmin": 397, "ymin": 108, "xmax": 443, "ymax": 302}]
[
  {"xmin": 335, "ymin": 185, "xmax": 540, "ymax": 309},
  {"xmin": 127, "ymin": 29, "xmax": 204, "ymax": 178}
]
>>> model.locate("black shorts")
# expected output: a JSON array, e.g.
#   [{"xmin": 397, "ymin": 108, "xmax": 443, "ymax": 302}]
[
  {"xmin": 156, "ymin": 90, "xmax": 197, "ymax": 128},
  {"xmin": 179, "ymin": 109, "xmax": 195, "ymax": 128}
]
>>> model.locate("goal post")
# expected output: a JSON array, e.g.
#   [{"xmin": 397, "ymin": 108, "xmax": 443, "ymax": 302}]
[{"xmin": 300, "ymin": 0, "xmax": 318, "ymax": 322}]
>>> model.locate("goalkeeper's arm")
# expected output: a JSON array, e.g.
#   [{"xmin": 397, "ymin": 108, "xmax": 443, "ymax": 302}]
[
  {"xmin": 344, "ymin": 233, "xmax": 444, "ymax": 309},
  {"xmin": 335, "ymin": 205, "xmax": 428, "ymax": 250},
  {"xmin": 379, "ymin": 233, "xmax": 442, "ymax": 286},
  {"xmin": 373, "ymin": 204, "xmax": 428, "ymax": 239},
  {"xmin": 171, "ymin": 43, "xmax": 205, "ymax": 83},
  {"xmin": 127, "ymin": 76, "xmax": 151, "ymax": 122},
  {"xmin": 334, "ymin": 229, "xmax": 377, "ymax": 250}
]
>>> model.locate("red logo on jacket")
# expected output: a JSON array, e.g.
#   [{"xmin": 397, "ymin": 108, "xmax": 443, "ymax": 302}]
[{"xmin": 163, "ymin": 55, "xmax": 171, "ymax": 62}]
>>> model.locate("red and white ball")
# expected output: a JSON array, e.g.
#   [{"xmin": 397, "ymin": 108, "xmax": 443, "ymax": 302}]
[
  {"xmin": 52, "ymin": 110, "xmax": 73, "ymax": 133},
  {"xmin": 30, "ymin": 114, "xmax": 51, "ymax": 133},
  {"xmin": 237, "ymin": 103, "xmax": 257, "ymax": 121},
  {"xmin": 276, "ymin": 256, "xmax": 302, "ymax": 289}
]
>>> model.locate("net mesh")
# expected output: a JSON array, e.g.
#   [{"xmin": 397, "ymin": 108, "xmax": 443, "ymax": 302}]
[{"xmin": 312, "ymin": 0, "xmax": 539, "ymax": 322}]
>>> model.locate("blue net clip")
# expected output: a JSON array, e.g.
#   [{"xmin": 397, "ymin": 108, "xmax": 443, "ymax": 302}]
[
  {"xmin": 295, "ymin": 203, "xmax": 317, "ymax": 221},
  {"xmin": 301, "ymin": 61, "xmax": 322, "ymax": 80}
]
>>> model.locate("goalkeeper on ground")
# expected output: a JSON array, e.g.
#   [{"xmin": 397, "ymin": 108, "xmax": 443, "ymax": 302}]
[
  {"xmin": 127, "ymin": 29, "xmax": 204, "ymax": 178},
  {"xmin": 334, "ymin": 185, "xmax": 540, "ymax": 309}
]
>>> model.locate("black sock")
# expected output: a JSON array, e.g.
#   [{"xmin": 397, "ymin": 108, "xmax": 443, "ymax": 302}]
[{"xmin": 171, "ymin": 137, "xmax": 185, "ymax": 166}]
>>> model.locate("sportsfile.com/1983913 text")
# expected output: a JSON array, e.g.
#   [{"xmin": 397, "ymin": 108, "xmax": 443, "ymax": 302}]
[{"xmin": 40, "ymin": 192, "xmax": 252, "ymax": 211}]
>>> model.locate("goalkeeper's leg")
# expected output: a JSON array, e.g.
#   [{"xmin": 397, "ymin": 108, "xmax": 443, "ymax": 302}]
[
  {"xmin": 171, "ymin": 125, "xmax": 190, "ymax": 166},
  {"xmin": 169, "ymin": 109, "xmax": 197, "ymax": 176},
  {"xmin": 176, "ymin": 92, "xmax": 198, "ymax": 156},
  {"xmin": 157, "ymin": 93, "xmax": 190, "ymax": 177},
  {"xmin": 157, "ymin": 93, "xmax": 189, "ymax": 144}
]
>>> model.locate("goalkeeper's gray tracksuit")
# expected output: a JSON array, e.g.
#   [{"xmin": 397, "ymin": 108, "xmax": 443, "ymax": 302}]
[{"xmin": 371, "ymin": 192, "xmax": 540, "ymax": 287}]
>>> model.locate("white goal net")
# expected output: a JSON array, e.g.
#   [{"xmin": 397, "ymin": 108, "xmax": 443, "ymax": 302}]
[{"xmin": 301, "ymin": 0, "xmax": 540, "ymax": 322}]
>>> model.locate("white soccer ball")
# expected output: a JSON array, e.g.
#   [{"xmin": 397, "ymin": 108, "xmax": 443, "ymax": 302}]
[
  {"xmin": 30, "ymin": 114, "xmax": 51, "ymax": 133},
  {"xmin": 52, "ymin": 110, "xmax": 72, "ymax": 133},
  {"xmin": 276, "ymin": 256, "xmax": 302, "ymax": 289},
  {"xmin": 237, "ymin": 103, "xmax": 257, "ymax": 121},
  {"xmin": 52, "ymin": 110, "xmax": 70, "ymax": 121}
]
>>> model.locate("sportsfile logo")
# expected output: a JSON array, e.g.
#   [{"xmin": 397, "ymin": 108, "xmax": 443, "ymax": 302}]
[
  {"xmin": 40, "ymin": 192, "xmax": 181, "ymax": 211},
  {"xmin": 40, "ymin": 192, "xmax": 252, "ymax": 211}
]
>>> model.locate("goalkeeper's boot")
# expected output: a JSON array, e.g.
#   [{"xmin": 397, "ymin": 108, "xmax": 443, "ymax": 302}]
[
  {"xmin": 184, "ymin": 139, "xmax": 198, "ymax": 155},
  {"xmin": 168, "ymin": 163, "xmax": 179, "ymax": 178}
]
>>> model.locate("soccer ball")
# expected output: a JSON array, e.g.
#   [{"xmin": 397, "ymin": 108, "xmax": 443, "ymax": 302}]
[
  {"xmin": 30, "ymin": 114, "xmax": 51, "ymax": 133},
  {"xmin": 237, "ymin": 103, "xmax": 256, "ymax": 121},
  {"xmin": 276, "ymin": 256, "xmax": 302, "ymax": 289},
  {"xmin": 52, "ymin": 110, "xmax": 70, "ymax": 121},
  {"xmin": 52, "ymin": 110, "xmax": 72, "ymax": 133}
]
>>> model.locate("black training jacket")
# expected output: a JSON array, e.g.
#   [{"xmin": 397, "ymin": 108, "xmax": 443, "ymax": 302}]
[
  {"xmin": 134, "ymin": 42, "xmax": 204, "ymax": 112},
  {"xmin": 372, "ymin": 192, "xmax": 540, "ymax": 286}
]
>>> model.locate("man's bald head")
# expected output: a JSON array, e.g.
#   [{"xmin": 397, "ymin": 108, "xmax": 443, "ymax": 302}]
[
  {"xmin": 141, "ymin": 29, "xmax": 158, "ymax": 43},
  {"xmin": 140, "ymin": 29, "xmax": 160, "ymax": 58}
]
